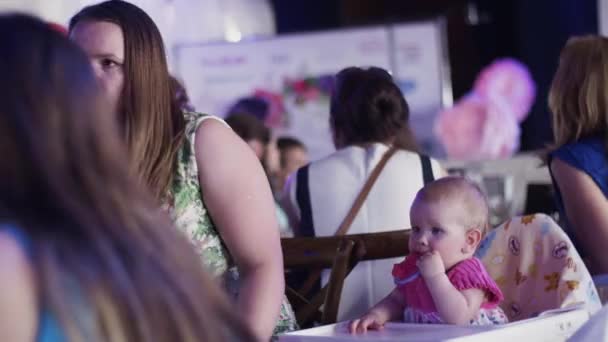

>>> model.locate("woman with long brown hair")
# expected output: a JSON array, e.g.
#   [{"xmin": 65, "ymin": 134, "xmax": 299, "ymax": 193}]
[
  {"xmin": 548, "ymin": 35, "xmax": 608, "ymax": 274},
  {"xmin": 0, "ymin": 14, "xmax": 254, "ymax": 341},
  {"xmin": 69, "ymin": 1, "xmax": 297, "ymax": 339}
]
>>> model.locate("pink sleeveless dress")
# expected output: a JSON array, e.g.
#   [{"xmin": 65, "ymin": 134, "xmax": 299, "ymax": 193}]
[{"xmin": 392, "ymin": 255, "xmax": 508, "ymax": 325}]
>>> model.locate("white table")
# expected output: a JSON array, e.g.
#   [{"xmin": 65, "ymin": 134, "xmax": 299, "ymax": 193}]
[
  {"xmin": 280, "ymin": 308, "xmax": 589, "ymax": 342},
  {"xmin": 568, "ymin": 305, "xmax": 608, "ymax": 341}
]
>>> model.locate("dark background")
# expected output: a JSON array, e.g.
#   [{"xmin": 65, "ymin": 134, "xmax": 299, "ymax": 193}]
[{"xmin": 270, "ymin": 0, "xmax": 598, "ymax": 151}]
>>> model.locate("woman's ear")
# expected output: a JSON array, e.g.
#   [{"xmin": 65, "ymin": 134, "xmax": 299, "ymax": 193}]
[{"xmin": 462, "ymin": 229, "xmax": 482, "ymax": 254}]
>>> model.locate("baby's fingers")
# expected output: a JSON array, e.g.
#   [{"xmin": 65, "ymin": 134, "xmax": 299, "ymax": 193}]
[
  {"xmin": 369, "ymin": 321, "xmax": 385, "ymax": 330},
  {"xmin": 348, "ymin": 319, "xmax": 361, "ymax": 334},
  {"xmin": 358, "ymin": 316, "xmax": 380, "ymax": 333},
  {"xmin": 349, "ymin": 317, "xmax": 371, "ymax": 334}
]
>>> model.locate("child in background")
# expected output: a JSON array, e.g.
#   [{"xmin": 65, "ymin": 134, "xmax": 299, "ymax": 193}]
[
  {"xmin": 276, "ymin": 136, "xmax": 309, "ymax": 193},
  {"xmin": 350, "ymin": 177, "xmax": 507, "ymax": 332}
]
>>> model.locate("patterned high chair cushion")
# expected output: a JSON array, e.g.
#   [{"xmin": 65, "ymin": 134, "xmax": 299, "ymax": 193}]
[{"xmin": 474, "ymin": 214, "xmax": 602, "ymax": 321}]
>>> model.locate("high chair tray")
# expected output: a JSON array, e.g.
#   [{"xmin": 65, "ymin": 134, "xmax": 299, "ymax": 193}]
[{"xmin": 279, "ymin": 308, "xmax": 590, "ymax": 342}]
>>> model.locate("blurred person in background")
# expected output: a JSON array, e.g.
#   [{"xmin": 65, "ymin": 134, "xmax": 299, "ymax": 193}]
[
  {"xmin": 225, "ymin": 98, "xmax": 281, "ymax": 186},
  {"xmin": 228, "ymin": 96, "xmax": 271, "ymax": 123},
  {"xmin": 225, "ymin": 112, "xmax": 273, "ymax": 166},
  {"xmin": 276, "ymin": 136, "xmax": 309, "ymax": 195},
  {"xmin": 170, "ymin": 75, "xmax": 195, "ymax": 112},
  {"xmin": 0, "ymin": 14, "xmax": 255, "ymax": 341},
  {"xmin": 225, "ymin": 113, "xmax": 293, "ymax": 237},
  {"xmin": 69, "ymin": 0, "xmax": 297, "ymax": 338}
]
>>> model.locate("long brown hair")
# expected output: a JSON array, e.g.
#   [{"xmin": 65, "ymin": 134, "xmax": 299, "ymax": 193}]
[
  {"xmin": 548, "ymin": 35, "xmax": 608, "ymax": 152},
  {"xmin": 69, "ymin": 0, "xmax": 185, "ymax": 201},
  {"xmin": 0, "ymin": 14, "xmax": 253, "ymax": 341}
]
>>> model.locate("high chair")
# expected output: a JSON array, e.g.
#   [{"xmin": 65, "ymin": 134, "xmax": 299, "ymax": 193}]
[{"xmin": 475, "ymin": 213, "xmax": 602, "ymax": 321}]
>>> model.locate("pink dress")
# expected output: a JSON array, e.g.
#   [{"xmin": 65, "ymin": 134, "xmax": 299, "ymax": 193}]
[{"xmin": 392, "ymin": 255, "xmax": 508, "ymax": 325}]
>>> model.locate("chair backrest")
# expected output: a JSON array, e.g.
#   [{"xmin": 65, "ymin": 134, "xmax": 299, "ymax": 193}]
[
  {"xmin": 282, "ymin": 229, "xmax": 409, "ymax": 327},
  {"xmin": 475, "ymin": 213, "xmax": 602, "ymax": 321}
]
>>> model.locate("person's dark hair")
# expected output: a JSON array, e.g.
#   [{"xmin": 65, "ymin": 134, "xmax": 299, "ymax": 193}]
[
  {"xmin": 170, "ymin": 76, "xmax": 195, "ymax": 112},
  {"xmin": 69, "ymin": 0, "xmax": 185, "ymax": 201},
  {"xmin": 0, "ymin": 14, "xmax": 253, "ymax": 341},
  {"xmin": 330, "ymin": 66, "xmax": 417, "ymax": 151},
  {"xmin": 227, "ymin": 97, "xmax": 269, "ymax": 122},
  {"xmin": 225, "ymin": 112, "xmax": 271, "ymax": 145},
  {"xmin": 277, "ymin": 136, "xmax": 306, "ymax": 151},
  {"xmin": 277, "ymin": 136, "xmax": 306, "ymax": 168}
]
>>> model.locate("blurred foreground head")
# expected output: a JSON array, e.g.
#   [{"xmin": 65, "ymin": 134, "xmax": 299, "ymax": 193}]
[{"xmin": 0, "ymin": 13, "xmax": 254, "ymax": 342}]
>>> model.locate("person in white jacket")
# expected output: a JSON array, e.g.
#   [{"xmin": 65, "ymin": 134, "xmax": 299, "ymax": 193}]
[{"xmin": 282, "ymin": 66, "xmax": 445, "ymax": 322}]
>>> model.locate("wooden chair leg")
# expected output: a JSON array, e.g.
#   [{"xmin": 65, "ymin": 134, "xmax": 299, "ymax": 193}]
[
  {"xmin": 296, "ymin": 287, "xmax": 327, "ymax": 327},
  {"xmin": 286, "ymin": 286, "xmax": 313, "ymax": 311},
  {"xmin": 296, "ymin": 240, "xmax": 359, "ymax": 327},
  {"xmin": 321, "ymin": 239, "xmax": 356, "ymax": 325},
  {"xmin": 298, "ymin": 269, "xmax": 323, "ymax": 297}
]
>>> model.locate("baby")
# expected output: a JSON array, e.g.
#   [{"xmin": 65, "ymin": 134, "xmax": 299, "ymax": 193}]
[{"xmin": 350, "ymin": 177, "xmax": 507, "ymax": 332}]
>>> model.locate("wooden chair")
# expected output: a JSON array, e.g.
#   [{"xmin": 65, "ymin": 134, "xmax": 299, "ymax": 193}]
[{"xmin": 282, "ymin": 229, "xmax": 410, "ymax": 328}]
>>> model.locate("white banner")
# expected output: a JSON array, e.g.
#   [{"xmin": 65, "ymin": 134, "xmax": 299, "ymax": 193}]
[{"xmin": 175, "ymin": 20, "xmax": 450, "ymax": 160}]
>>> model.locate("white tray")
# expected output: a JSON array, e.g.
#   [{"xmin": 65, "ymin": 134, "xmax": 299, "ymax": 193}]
[{"xmin": 279, "ymin": 307, "xmax": 590, "ymax": 342}]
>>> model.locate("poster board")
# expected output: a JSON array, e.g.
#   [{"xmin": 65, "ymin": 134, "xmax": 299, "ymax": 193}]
[{"xmin": 174, "ymin": 20, "xmax": 451, "ymax": 160}]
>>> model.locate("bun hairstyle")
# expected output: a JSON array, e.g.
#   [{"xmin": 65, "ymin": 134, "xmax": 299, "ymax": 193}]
[{"xmin": 330, "ymin": 66, "xmax": 417, "ymax": 151}]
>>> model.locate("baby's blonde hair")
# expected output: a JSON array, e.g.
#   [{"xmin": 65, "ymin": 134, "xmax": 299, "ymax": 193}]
[{"xmin": 412, "ymin": 176, "xmax": 489, "ymax": 236}]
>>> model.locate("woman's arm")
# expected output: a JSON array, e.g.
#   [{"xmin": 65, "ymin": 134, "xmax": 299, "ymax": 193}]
[
  {"xmin": 195, "ymin": 119, "xmax": 283, "ymax": 340},
  {"xmin": 551, "ymin": 158, "xmax": 608, "ymax": 274},
  {"xmin": 0, "ymin": 232, "xmax": 37, "ymax": 341}
]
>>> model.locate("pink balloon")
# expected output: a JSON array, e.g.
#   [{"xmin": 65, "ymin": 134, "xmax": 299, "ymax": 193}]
[
  {"xmin": 434, "ymin": 58, "xmax": 535, "ymax": 160},
  {"xmin": 434, "ymin": 92, "xmax": 520, "ymax": 161},
  {"xmin": 473, "ymin": 58, "xmax": 536, "ymax": 123}
]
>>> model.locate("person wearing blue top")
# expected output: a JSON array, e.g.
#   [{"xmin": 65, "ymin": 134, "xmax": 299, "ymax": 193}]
[
  {"xmin": 547, "ymin": 35, "xmax": 608, "ymax": 275},
  {"xmin": 0, "ymin": 14, "xmax": 254, "ymax": 341}
]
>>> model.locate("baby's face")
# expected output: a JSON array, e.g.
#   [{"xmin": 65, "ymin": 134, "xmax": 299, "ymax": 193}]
[{"xmin": 409, "ymin": 199, "xmax": 471, "ymax": 270}]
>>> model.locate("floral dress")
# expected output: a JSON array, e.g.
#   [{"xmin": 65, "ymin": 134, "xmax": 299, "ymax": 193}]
[{"xmin": 166, "ymin": 112, "xmax": 298, "ymax": 335}]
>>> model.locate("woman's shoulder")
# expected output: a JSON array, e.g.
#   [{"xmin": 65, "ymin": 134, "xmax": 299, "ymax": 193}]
[
  {"xmin": 307, "ymin": 144, "xmax": 444, "ymax": 183},
  {"xmin": 551, "ymin": 137, "xmax": 605, "ymax": 162},
  {"xmin": 391, "ymin": 148, "xmax": 445, "ymax": 177},
  {"xmin": 177, "ymin": 112, "xmax": 231, "ymax": 164},
  {"xmin": 183, "ymin": 112, "xmax": 229, "ymax": 136},
  {"xmin": 0, "ymin": 228, "xmax": 38, "ymax": 341},
  {"xmin": 0, "ymin": 228, "xmax": 30, "ymax": 269},
  {"xmin": 0, "ymin": 226, "xmax": 36, "ymax": 285},
  {"xmin": 311, "ymin": 144, "xmax": 424, "ymax": 167},
  {"xmin": 551, "ymin": 137, "xmax": 607, "ymax": 175}
]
